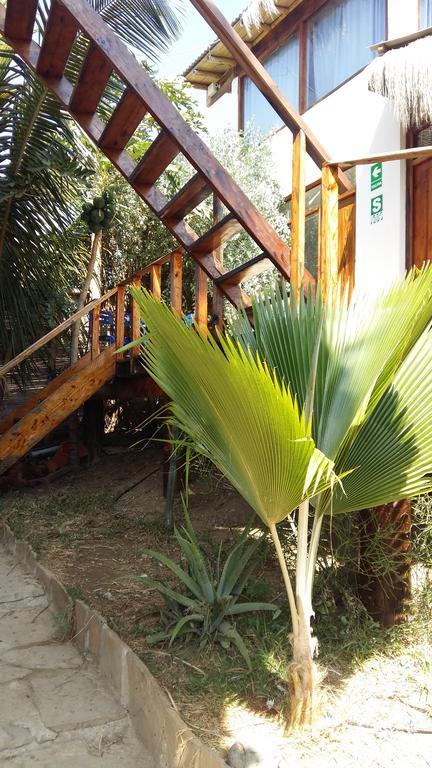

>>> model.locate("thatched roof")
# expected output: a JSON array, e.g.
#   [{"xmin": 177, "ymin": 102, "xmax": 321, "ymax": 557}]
[{"xmin": 368, "ymin": 33, "xmax": 432, "ymax": 130}]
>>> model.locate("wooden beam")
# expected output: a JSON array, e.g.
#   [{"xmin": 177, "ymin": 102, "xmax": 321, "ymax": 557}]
[
  {"xmin": 170, "ymin": 250, "xmax": 183, "ymax": 312},
  {"xmin": 190, "ymin": 213, "xmax": 243, "ymax": 255},
  {"xmin": 70, "ymin": 42, "xmax": 112, "ymax": 114},
  {"xmin": 150, "ymin": 264, "xmax": 162, "ymax": 301},
  {"xmin": 332, "ymin": 144, "xmax": 432, "ymax": 169},
  {"xmin": 115, "ymin": 285, "xmax": 126, "ymax": 353},
  {"xmin": 131, "ymin": 131, "xmax": 179, "ymax": 187},
  {"xmin": 99, "ymin": 89, "xmax": 147, "ymax": 151},
  {"xmin": 195, "ymin": 264, "xmax": 208, "ymax": 333},
  {"xmin": 130, "ymin": 276, "xmax": 142, "ymax": 358},
  {"xmin": 160, "ymin": 174, "xmax": 210, "ymax": 222},
  {"xmin": 0, "ymin": 353, "xmax": 91, "ymax": 436},
  {"xmin": 320, "ymin": 164, "xmax": 339, "ymax": 302},
  {"xmin": 0, "ymin": 348, "xmax": 116, "ymax": 476},
  {"xmin": 36, "ymin": 1, "xmax": 78, "ymax": 79},
  {"xmin": 91, "ymin": 304, "xmax": 101, "ymax": 359},
  {"xmin": 291, "ymin": 129, "xmax": 306, "ymax": 304},
  {"xmin": 211, "ymin": 196, "xmax": 225, "ymax": 330},
  {"xmin": 4, "ymin": 0, "xmax": 38, "ymax": 40},
  {"xmin": 189, "ymin": 0, "xmax": 351, "ymax": 192}
]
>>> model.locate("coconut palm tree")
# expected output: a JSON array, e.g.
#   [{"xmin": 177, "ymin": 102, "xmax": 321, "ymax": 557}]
[
  {"xmin": 131, "ymin": 264, "xmax": 432, "ymax": 729},
  {"xmin": 0, "ymin": 0, "xmax": 185, "ymax": 377}
]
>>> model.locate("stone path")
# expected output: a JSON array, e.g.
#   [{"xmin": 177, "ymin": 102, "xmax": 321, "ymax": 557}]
[{"xmin": 0, "ymin": 546, "xmax": 154, "ymax": 767}]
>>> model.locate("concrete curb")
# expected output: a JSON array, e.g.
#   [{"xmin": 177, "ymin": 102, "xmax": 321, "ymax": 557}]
[{"xmin": 1, "ymin": 522, "xmax": 227, "ymax": 768}]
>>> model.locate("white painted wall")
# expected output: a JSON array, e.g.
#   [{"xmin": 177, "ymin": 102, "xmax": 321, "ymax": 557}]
[{"xmin": 202, "ymin": 0, "xmax": 422, "ymax": 290}]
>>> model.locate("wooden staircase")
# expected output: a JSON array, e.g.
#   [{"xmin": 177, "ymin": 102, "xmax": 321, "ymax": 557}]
[{"xmin": 0, "ymin": 0, "xmax": 351, "ymax": 475}]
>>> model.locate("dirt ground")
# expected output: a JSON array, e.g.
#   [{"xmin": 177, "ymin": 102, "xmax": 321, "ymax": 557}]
[{"xmin": 1, "ymin": 447, "xmax": 431, "ymax": 767}]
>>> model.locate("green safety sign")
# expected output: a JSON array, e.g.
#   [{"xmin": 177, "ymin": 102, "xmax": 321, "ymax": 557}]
[
  {"xmin": 371, "ymin": 162, "xmax": 383, "ymax": 191},
  {"xmin": 371, "ymin": 193, "xmax": 383, "ymax": 223}
]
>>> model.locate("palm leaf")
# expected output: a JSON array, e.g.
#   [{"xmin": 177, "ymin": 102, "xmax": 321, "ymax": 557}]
[{"xmin": 133, "ymin": 289, "xmax": 338, "ymax": 526}]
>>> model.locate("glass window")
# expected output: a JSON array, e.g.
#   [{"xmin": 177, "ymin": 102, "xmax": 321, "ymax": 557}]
[
  {"xmin": 306, "ymin": 0, "xmax": 386, "ymax": 109},
  {"xmin": 243, "ymin": 34, "xmax": 299, "ymax": 134},
  {"xmin": 420, "ymin": 0, "xmax": 432, "ymax": 28}
]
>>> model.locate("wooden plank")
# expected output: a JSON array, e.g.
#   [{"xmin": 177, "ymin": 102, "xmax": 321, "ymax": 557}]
[
  {"xmin": 150, "ymin": 264, "xmax": 162, "ymax": 301},
  {"xmin": 99, "ymin": 89, "xmax": 147, "ymax": 151},
  {"xmin": 0, "ymin": 288, "xmax": 117, "ymax": 380},
  {"xmin": 115, "ymin": 285, "xmax": 126, "ymax": 354},
  {"xmin": 130, "ymin": 276, "xmax": 142, "ymax": 358},
  {"xmin": 320, "ymin": 164, "xmax": 339, "ymax": 302},
  {"xmin": 216, "ymin": 253, "xmax": 272, "ymax": 286},
  {"xmin": 189, "ymin": 0, "xmax": 351, "ymax": 192},
  {"xmin": 291, "ymin": 129, "xmax": 306, "ymax": 305},
  {"xmin": 5, "ymin": 0, "xmax": 38, "ymax": 40},
  {"xmin": 170, "ymin": 250, "xmax": 183, "ymax": 312},
  {"xmin": 36, "ymin": 1, "xmax": 78, "ymax": 79},
  {"xmin": 338, "ymin": 200, "xmax": 355, "ymax": 297},
  {"xmin": 0, "ymin": 353, "xmax": 91, "ymax": 436},
  {"xmin": 333, "ymin": 144, "xmax": 432, "ymax": 169},
  {"xmin": 70, "ymin": 42, "xmax": 112, "ymax": 113},
  {"xmin": 48, "ymin": 0, "xmax": 300, "ymax": 283},
  {"xmin": 0, "ymin": 348, "xmax": 116, "ymax": 476},
  {"xmin": 190, "ymin": 213, "xmax": 243, "ymax": 255},
  {"xmin": 195, "ymin": 264, "xmax": 208, "ymax": 333},
  {"xmin": 160, "ymin": 174, "xmax": 210, "ymax": 222},
  {"xmin": 131, "ymin": 131, "xmax": 179, "ymax": 187},
  {"xmin": 211, "ymin": 195, "xmax": 224, "ymax": 330},
  {"xmin": 91, "ymin": 304, "xmax": 101, "ymax": 358}
]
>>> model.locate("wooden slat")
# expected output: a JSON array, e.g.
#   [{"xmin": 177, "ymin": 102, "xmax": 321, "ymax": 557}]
[
  {"xmin": 130, "ymin": 276, "xmax": 142, "ymax": 358},
  {"xmin": 150, "ymin": 264, "xmax": 162, "ymax": 300},
  {"xmin": 195, "ymin": 264, "xmax": 208, "ymax": 333},
  {"xmin": 36, "ymin": 1, "xmax": 78, "ymax": 79},
  {"xmin": 332, "ymin": 144, "xmax": 432, "ymax": 169},
  {"xmin": 0, "ymin": 287, "xmax": 117, "ymax": 380},
  {"xmin": 91, "ymin": 304, "xmax": 101, "ymax": 358},
  {"xmin": 170, "ymin": 250, "xmax": 183, "ymax": 312},
  {"xmin": 161, "ymin": 174, "xmax": 210, "ymax": 221},
  {"xmin": 190, "ymin": 214, "xmax": 243, "ymax": 255},
  {"xmin": 0, "ymin": 353, "xmax": 91, "ymax": 436},
  {"xmin": 131, "ymin": 131, "xmax": 179, "ymax": 187},
  {"xmin": 291, "ymin": 129, "xmax": 306, "ymax": 305},
  {"xmin": 189, "ymin": 0, "xmax": 351, "ymax": 193},
  {"xmin": 338, "ymin": 200, "xmax": 355, "ymax": 297},
  {"xmin": 320, "ymin": 164, "xmax": 339, "ymax": 302},
  {"xmin": 216, "ymin": 253, "xmax": 272, "ymax": 286},
  {"xmin": 70, "ymin": 42, "xmax": 112, "ymax": 113},
  {"xmin": 99, "ymin": 89, "xmax": 147, "ymax": 151},
  {"xmin": 5, "ymin": 0, "xmax": 38, "ymax": 39},
  {"xmin": 115, "ymin": 284, "xmax": 126, "ymax": 354},
  {"xmin": 0, "ymin": 348, "xmax": 116, "ymax": 476}
]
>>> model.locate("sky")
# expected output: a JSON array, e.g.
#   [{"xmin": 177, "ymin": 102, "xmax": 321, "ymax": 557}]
[{"xmin": 157, "ymin": 0, "xmax": 247, "ymax": 79}]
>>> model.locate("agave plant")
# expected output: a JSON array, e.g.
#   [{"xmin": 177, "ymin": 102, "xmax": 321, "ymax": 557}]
[
  {"xmin": 137, "ymin": 513, "xmax": 279, "ymax": 669},
  {"xmin": 131, "ymin": 265, "xmax": 432, "ymax": 728}
]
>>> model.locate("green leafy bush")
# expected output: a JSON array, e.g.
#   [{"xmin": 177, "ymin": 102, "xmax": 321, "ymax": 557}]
[{"xmin": 137, "ymin": 513, "xmax": 279, "ymax": 669}]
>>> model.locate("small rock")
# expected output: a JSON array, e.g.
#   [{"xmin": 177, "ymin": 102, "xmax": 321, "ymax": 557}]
[{"xmin": 226, "ymin": 742, "xmax": 262, "ymax": 767}]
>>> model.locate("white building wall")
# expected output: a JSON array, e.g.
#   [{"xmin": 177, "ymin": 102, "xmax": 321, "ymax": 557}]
[{"xmin": 207, "ymin": 0, "xmax": 420, "ymax": 293}]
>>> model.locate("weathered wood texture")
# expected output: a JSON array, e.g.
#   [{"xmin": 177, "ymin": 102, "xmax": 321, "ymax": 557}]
[
  {"xmin": 320, "ymin": 164, "xmax": 339, "ymax": 301},
  {"xmin": 291, "ymin": 130, "xmax": 306, "ymax": 304}
]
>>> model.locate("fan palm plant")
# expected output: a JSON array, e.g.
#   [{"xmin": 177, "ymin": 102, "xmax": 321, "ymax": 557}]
[
  {"xmin": 0, "ymin": 0, "xmax": 185, "ymax": 375},
  {"xmin": 131, "ymin": 265, "xmax": 432, "ymax": 729}
]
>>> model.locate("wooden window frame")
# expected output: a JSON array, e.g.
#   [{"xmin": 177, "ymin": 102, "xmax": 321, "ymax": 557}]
[{"xmin": 238, "ymin": 0, "xmax": 388, "ymax": 130}]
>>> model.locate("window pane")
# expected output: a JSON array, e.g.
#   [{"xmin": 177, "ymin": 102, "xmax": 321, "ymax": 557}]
[
  {"xmin": 306, "ymin": 0, "xmax": 386, "ymax": 109},
  {"xmin": 244, "ymin": 35, "xmax": 299, "ymax": 134},
  {"xmin": 420, "ymin": 0, "xmax": 432, "ymax": 28}
]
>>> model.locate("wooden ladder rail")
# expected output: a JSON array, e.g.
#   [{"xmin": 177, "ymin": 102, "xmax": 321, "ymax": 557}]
[{"xmin": 0, "ymin": 0, "xmax": 316, "ymax": 305}]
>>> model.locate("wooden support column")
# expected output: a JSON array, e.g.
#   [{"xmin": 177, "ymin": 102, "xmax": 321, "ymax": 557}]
[
  {"xmin": 211, "ymin": 195, "xmax": 225, "ymax": 331},
  {"xmin": 195, "ymin": 264, "xmax": 208, "ymax": 333},
  {"xmin": 320, "ymin": 164, "xmax": 339, "ymax": 302},
  {"xmin": 91, "ymin": 304, "xmax": 100, "ymax": 359},
  {"xmin": 115, "ymin": 285, "xmax": 125, "ymax": 354},
  {"xmin": 170, "ymin": 250, "xmax": 183, "ymax": 312},
  {"xmin": 130, "ymin": 276, "xmax": 141, "ymax": 359},
  {"xmin": 291, "ymin": 130, "xmax": 306, "ymax": 305},
  {"xmin": 150, "ymin": 264, "xmax": 162, "ymax": 301}
]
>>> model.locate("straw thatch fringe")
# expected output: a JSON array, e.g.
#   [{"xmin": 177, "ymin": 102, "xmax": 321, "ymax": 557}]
[
  {"xmin": 368, "ymin": 36, "xmax": 432, "ymax": 130},
  {"xmin": 241, "ymin": 0, "xmax": 278, "ymax": 35}
]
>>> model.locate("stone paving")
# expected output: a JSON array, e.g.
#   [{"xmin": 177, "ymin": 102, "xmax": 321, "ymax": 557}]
[{"xmin": 0, "ymin": 546, "xmax": 154, "ymax": 767}]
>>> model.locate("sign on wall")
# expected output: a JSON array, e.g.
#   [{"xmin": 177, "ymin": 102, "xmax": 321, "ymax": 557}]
[
  {"xmin": 370, "ymin": 162, "xmax": 383, "ymax": 191},
  {"xmin": 371, "ymin": 193, "xmax": 383, "ymax": 224}
]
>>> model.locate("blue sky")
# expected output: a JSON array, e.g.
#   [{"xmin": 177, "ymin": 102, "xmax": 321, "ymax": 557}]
[{"xmin": 158, "ymin": 1, "xmax": 247, "ymax": 78}]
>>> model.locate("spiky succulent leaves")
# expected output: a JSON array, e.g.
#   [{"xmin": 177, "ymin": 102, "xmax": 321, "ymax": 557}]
[
  {"xmin": 133, "ymin": 289, "xmax": 338, "ymax": 527},
  {"xmin": 234, "ymin": 266, "xmax": 432, "ymax": 516}
]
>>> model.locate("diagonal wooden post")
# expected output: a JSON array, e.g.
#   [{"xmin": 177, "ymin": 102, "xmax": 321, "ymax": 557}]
[{"xmin": 291, "ymin": 130, "xmax": 306, "ymax": 305}]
